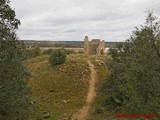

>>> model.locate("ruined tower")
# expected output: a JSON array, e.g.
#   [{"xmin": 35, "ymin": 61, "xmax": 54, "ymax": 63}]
[
  {"xmin": 84, "ymin": 36, "xmax": 89, "ymax": 53},
  {"xmin": 84, "ymin": 36, "xmax": 106, "ymax": 55}
]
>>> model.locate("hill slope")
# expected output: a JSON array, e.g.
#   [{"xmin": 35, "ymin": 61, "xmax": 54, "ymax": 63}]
[{"xmin": 24, "ymin": 54, "xmax": 90, "ymax": 120}]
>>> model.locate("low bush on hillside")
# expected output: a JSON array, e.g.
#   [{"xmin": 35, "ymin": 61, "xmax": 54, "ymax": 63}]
[
  {"xmin": 23, "ymin": 46, "xmax": 41, "ymax": 59},
  {"xmin": 78, "ymin": 50, "xmax": 84, "ymax": 54},
  {"xmin": 64, "ymin": 49, "xmax": 77, "ymax": 55},
  {"xmin": 49, "ymin": 49, "xmax": 66, "ymax": 66}
]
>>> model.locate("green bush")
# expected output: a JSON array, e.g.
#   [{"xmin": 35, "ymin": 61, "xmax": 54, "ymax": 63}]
[{"xmin": 49, "ymin": 49, "xmax": 66, "ymax": 66}]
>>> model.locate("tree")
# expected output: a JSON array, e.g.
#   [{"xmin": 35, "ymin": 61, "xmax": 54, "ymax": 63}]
[
  {"xmin": 0, "ymin": 0, "xmax": 30, "ymax": 120},
  {"xmin": 49, "ymin": 49, "xmax": 66, "ymax": 66},
  {"xmin": 98, "ymin": 12, "xmax": 160, "ymax": 119}
]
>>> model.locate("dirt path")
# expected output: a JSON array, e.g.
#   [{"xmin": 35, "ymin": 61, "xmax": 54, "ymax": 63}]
[{"xmin": 72, "ymin": 60, "xmax": 97, "ymax": 120}]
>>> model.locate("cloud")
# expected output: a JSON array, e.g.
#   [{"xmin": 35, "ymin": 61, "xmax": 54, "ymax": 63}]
[{"xmin": 11, "ymin": 0, "xmax": 160, "ymax": 41}]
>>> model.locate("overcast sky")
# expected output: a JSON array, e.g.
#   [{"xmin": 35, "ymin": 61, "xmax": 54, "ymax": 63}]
[{"xmin": 11, "ymin": 0, "xmax": 160, "ymax": 42}]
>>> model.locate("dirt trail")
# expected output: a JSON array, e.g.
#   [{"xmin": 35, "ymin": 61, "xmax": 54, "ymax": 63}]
[{"xmin": 72, "ymin": 60, "xmax": 97, "ymax": 120}]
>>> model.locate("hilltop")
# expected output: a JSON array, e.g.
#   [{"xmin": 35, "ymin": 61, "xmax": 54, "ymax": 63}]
[{"xmin": 24, "ymin": 54, "xmax": 109, "ymax": 120}]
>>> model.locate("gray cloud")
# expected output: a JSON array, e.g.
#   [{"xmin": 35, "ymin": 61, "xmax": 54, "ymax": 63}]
[{"xmin": 11, "ymin": 0, "xmax": 160, "ymax": 41}]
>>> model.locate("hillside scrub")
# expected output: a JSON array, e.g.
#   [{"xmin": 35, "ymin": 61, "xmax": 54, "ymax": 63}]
[
  {"xmin": 64, "ymin": 49, "xmax": 77, "ymax": 55},
  {"xmin": 24, "ymin": 46, "xmax": 41, "ymax": 59},
  {"xmin": 24, "ymin": 54, "xmax": 90, "ymax": 120},
  {"xmin": 42, "ymin": 49, "xmax": 53, "ymax": 54},
  {"xmin": 43, "ymin": 48, "xmax": 77, "ymax": 55},
  {"xmin": 98, "ymin": 12, "xmax": 160, "ymax": 119}
]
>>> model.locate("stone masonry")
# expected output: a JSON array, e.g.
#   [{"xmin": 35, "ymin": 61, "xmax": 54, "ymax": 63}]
[{"xmin": 84, "ymin": 36, "xmax": 106, "ymax": 55}]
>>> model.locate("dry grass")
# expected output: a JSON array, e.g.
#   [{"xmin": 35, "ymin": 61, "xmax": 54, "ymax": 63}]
[{"xmin": 24, "ymin": 54, "xmax": 90, "ymax": 120}]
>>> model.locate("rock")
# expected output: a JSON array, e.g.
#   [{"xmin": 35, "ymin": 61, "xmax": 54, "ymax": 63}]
[
  {"xmin": 43, "ymin": 111, "xmax": 50, "ymax": 119},
  {"xmin": 30, "ymin": 101, "xmax": 34, "ymax": 104},
  {"xmin": 63, "ymin": 99, "xmax": 70, "ymax": 104},
  {"xmin": 49, "ymin": 89, "xmax": 55, "ymax": 92}
]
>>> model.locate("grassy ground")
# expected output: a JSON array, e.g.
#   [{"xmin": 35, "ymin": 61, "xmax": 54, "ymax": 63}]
[{"xmin": 24, "ymin": 54, "xmax": 90, "ymax": 120}]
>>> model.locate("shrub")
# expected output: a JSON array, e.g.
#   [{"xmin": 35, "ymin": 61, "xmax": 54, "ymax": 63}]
[
  {"xmin": 42, "ymin": 49, "xmax": 53, "ymax": 54},
  {"xmin": 43, "ymin": 48, "xmax": 77, "ymax": 55},
  {"xmin": 24, "ymin": 46, "xmax": 41, "ymax": 59},
  {"xmin": 57, "ymin": 48, "xmax": 77, "ymax": 55},
  {"xmin": 78, "ymin": 50, "xmax": 84, "ymax": 54},
  {"xmin": 64, "ymin": 49, "xmax": 77, "ymax": 55},
  {"xmin": 49, "ymin": 49, "xmax": 66, "ymax": 66}
]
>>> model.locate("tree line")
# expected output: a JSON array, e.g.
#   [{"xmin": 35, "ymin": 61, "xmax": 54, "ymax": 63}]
[{"xmin": 0, "ymin": 0, "xmax": 30, "ymax": 119}]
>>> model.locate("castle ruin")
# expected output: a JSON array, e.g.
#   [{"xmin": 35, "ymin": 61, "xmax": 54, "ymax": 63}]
[{"xmin": 84, "ymin": 36, "xmax": 106, "ymax": 55}]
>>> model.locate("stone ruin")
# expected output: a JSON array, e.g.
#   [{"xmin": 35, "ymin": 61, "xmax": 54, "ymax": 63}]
[{"xmin": 84, "ymin": 36, "xmax": 106, "ymax": 55}]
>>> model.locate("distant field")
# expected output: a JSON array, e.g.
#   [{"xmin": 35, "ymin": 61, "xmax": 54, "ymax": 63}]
[
  {"xmin": 21, "ymin": 40, "xmax": 118, "ymax": 48},
  {"xmin": 40, "ymin": 47, "xmax": 84, "ymax": 52},
  {"xmin": 24, "ymin": 54, "xmax": 90, "ymax": 120}
]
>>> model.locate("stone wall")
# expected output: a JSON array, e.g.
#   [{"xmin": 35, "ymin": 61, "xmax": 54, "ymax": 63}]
[{"xmin": 84, "ymin": 36, "xmax": 106, "ymax": 55}]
